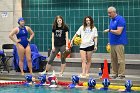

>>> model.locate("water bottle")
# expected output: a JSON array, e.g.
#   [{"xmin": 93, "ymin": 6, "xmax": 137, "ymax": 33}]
[
  {"xmin": 98, "ymin": 68, "xmax": 102, "ymax": 78},
  {"xmin": 48, "ymin": 48, "xmax": 51, "ymax": 57}
]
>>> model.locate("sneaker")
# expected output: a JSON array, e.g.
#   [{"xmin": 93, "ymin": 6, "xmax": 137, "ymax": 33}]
[
  {"xmin": 40, "ymin": 70, "xmax": 47, "ymax": 75},
  {"xmin": 79, "ymin": 73, "xmax": 87, "ymax": 78},
  {"xmin": 118, "ymin": 75, "xmax": 125, "ymax": 79},
  {"xmin": 111, "ymin": 75, "xmax": 118, "ymax": 79},
  {"xmin": 59, "ymin": 73, "xmax": 63, "ymax": 77}
]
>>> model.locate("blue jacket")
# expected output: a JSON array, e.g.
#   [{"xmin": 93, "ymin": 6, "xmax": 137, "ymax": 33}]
[{"xmin": 13, "ymin": 44, "xmax": 47, "ymax": 71}]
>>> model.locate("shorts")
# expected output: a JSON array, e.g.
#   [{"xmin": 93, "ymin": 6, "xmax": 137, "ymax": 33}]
[{"xmin": 80, "ymin": 45, "xmax": 94, "ymax": 51}]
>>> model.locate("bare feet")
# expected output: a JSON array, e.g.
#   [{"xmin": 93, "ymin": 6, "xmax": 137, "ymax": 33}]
[
  {"xmin": 86, "ymin": 74, "xmax": 89, "ymax": 77},
  {"xmin": 21, "ymin": 72, "xmax": 25, "ymax": 76},
  {"xmin": 30, "ymin": 73, "xmax": 35, "ymax": 76}
]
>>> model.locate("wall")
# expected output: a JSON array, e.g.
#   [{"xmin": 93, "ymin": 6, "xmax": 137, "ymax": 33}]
[
  {"xmin": 22, "ymin": 0, "xmax": 140, "ymax": 54},
  {"xmin": 0, "ymin": 0, "xmax": 22, "ymax": 49}
]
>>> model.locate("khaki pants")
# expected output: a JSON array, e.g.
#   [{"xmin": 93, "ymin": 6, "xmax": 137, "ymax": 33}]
[{"xmin": 111, "ymin": 45, "xmax": 125, "ymax": 76}]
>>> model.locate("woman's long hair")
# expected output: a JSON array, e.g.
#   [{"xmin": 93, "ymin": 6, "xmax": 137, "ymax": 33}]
[
  {"xmin": 83, "ymin": 16, "xmax": 94, "ymax": 31},
  {"xmin": 53, "ymin": 15, "xmax": 67, "ymax": 29}
]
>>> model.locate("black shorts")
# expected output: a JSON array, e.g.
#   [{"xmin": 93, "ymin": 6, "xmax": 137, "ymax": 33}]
[{"xmin": 80, "ymin": 45, "xmax": 94, "ymax": 51}]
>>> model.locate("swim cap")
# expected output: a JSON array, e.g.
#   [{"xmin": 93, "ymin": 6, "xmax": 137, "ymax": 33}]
[
  {"xmin": 18, "ymin": 17, "xmax": 24, "ymax": 24},
  {"xmin": 25, "ymin": 75, "xmax": 32, "ymax": 83},
  {"xmin": 38, "ymin": 75, "xmax": 47, "ymax": 84},
  {"xmin": 48, "ymin": 76, "xmax": 57, "ymax": 83},
  {"xmin": 125, "ymin": 80, "xmax": 133, "ymax": 90},
  {"xmin": 72, "ymin": 75, "xmax": 79, "ymax": 84},
  {"xmin": 102, "ymin": 78, "xmax": 110, "ymax": 88},
  {"xmin": 88, "ymin": 78, "xmax": 96, "ymax": 88}
]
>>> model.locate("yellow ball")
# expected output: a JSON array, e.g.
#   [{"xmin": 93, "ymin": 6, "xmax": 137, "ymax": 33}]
[
  {"xmin": 106, "ymin": 44, "xmax": 111, "ymax": 53},
  {"xmin": 74, "ymin": 37, "xmax": 81, "ymax": 45}
]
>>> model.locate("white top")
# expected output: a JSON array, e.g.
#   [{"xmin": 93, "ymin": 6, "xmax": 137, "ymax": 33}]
[{"xmin": 76, "ymin": 25, "xmax": 98, "ymax": 48}]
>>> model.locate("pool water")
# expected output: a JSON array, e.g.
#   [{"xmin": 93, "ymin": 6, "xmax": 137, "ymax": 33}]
[{"xmin": 0, "ymin": 85, "xmax": 139, "ymax": 93}]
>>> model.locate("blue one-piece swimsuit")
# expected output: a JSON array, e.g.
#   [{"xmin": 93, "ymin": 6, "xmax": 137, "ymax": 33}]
[{"xmin": 16, "ymin": 27, "xmax": 29, "ymax": 48}]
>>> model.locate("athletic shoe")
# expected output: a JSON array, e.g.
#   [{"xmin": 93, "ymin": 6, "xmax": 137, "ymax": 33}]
[{"xmin": 40, "ymin": 70, "xmax": 47, "ymax": 75}]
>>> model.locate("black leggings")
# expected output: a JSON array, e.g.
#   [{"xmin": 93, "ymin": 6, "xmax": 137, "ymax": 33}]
[{"xmin": 48, "ymin": 45, "xmax": 66, "ymax": 65}]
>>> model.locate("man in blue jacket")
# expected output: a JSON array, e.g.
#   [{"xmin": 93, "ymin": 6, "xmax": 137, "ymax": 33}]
[{"xmin": 104, "ymin": 6, "xmax": 128, "ymax": 79}]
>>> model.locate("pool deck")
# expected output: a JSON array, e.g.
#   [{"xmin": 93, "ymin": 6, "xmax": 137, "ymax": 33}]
[
  {"xmin": 0, "ymin": 70, "xmax": 140, "ymax": 87},
  {"xmin": 0, "ymin": 53, "xmax": 140, "ymax": 86}
]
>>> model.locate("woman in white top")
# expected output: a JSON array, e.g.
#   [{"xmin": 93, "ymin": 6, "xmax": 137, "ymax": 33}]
[{"xmin": 71, "ymin": 16, "xmax": 98, "ymax": 78}]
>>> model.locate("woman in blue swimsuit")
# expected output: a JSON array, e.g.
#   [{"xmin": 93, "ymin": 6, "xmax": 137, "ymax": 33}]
[{"xmin": 9, "ymin": 17, "xmax": 34, "ymax": 75}]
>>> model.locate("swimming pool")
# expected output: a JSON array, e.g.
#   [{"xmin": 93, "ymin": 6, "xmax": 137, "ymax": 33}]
[{"xmin": 0, "ymin": 85, "xmax": 139, "ymax": 93}]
